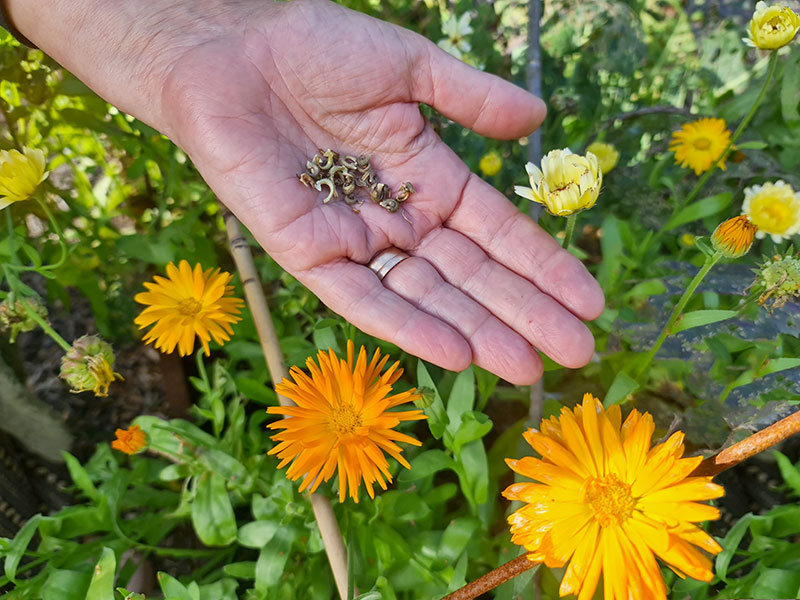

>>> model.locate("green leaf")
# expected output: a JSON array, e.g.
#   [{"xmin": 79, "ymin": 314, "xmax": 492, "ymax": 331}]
[
  {"xmin": 760, "ymin": 357, "xmax": 800, "ymax": 377},
  {"xmin": 451, "ymin": 411, "xmax": 493, "ymax": 455},
  {"xmin": 417, "ymin": 361, "xmax": 449, "ymax": 439},
  {"xmin": 735, "ymin": 140, "xmax": 768, "ymax": 150},
  {"xmin": 157, "ymin": 572, "xmax": 194, "ymax": 600},
  {"xmin": 41, "ymin": 570, "xmax": 91, "ymax": 600},
  {"xmin": 781, "ymin": 54, "xmax": 800, "ymax": 123},
  {"xmin": 86, "ymin": 547, "xmax": 116, "ymax": 600},
  {"xmin": 222, "ymin": 562, "xmax": 256, "ymax": 579},
  {"xmin": 254, "ymin": 528, "xmax": 294, "ymax": 593},
  {"xmin": 715, "ymin": 513, "xmax": 752, "ymax": 581},
  {"xmin": 62, "ymin": 452, "xmax": 100, "ymax": 503},
  {"xmin": 751, "ymin": 568, "xmax": 800, "ymax": 598},
  {"xmin": 663, "ymin": 192, "xmax": 732, "ymax": 231},
  {"xmin": 671, "ymin": 309, "xmax": 737, "ymax": 333},
  {"xmin": 237, "ymin": 521, "xmax": 280, "ymax": 549},
  {"xmin": 4, "ymin": 514, "xmax": 41, "ymax": 583},
  {"xmin": 397, "ymin": 449, "xmax": 456, "ymax": 482},
  {"xmin": 774, "ymin": 451, "xmax": 800, "ymax": 498},
  {"xmin": 115, "ymin": 588, "xmax": 146, "ymax": 600},
  {"xmin": 191, "ymin": 472, "xmax": 237, "ymax": 546},
  {"xmin": 459, "ymin": 440, "xmax": 489, "ymax": 505},
  {"xmin": 622, "ymin": 280, "xmax": 666, "ymax": 303},
  {"xmin": 439, "ymin": 517, "xmax": 480, "ymax": 564},
  {"xmin": 597, "ymin": 215, "xmax": 624, "ymax": 290},
  {"xmin": 234, "ymin": 377, "xmax": 276, "ymax": 405},
  {"xmin": 603, "ymin": 372, "xmax": 640, "ymax": 407},
  {"xmin": 445, "ymin": 367, "xmax": 475, "ymax": 447}
]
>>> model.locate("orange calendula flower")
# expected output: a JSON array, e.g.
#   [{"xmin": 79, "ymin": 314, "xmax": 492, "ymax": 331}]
[
  {"xmin": 669, "ymin": 118, "xmax": 731, "ymax": 175},
  {"xmin": 267, "ymin": 341, "xmax": 426, "ymax": 503},
  {"xmin": 503, "ymin": 393, "xmax": 724, "ymax": 600},
  {"xmin": 712, "ymin": 215, "xmax": 758, "ymax": 258},
  {"xmin": 134, "ymin": 260, "xmax": 244, "ymax": 356},
  {"xmin": 112, "ymin": 424, "xmax": 147, "ymax": 455}
]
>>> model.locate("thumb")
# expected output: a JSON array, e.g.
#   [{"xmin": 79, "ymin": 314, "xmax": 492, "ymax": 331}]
[{"xmin": 409, "ymin": 38, "xmax": 546, "ymax": 140}]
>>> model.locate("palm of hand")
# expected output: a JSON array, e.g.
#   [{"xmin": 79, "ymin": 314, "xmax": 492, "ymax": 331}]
[{"xmin": 159, "ymin": 0, "xmax": 603, "ymax": 384}]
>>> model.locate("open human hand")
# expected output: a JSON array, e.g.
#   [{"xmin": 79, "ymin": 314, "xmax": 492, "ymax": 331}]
[{"xmin": 11, "ymin": 0, "xmax": 604, "ymax": 384}]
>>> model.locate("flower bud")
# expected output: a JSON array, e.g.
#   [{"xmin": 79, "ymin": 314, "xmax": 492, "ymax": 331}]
[
  {"xmin": 112, "ymin": 424, "xmax": 147, "ymax": 455},
  {"xmin": 60, "ymin": 335, "xmax": 123, "ymax": 397},
  {"xmin": 0, "ymin": 297, "xmax": 47, "ymax": 343},
  {"xmin": 479, "ymin": 151, "xmax": 503, "ymax": 177},
  {"xmin": 711, "ymin": 215, "xmax": 757, "ymax": 259}
]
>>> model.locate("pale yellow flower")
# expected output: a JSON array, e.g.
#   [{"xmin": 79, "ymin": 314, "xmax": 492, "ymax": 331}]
[
  {"xmin": 586, "ymin": 141, "xmax": 620, "ymax": 174},
  {"xmin": 515, "ymin": 149, "xmax": 602, "ymax": 216},
  {"xmin": 669, "ymin": 118, "xmax": 731, "ymax": 176},
  {"xmin": 0, "ymin": 147, "xmax": 49, "ymax": 209},
  {"xmin": 437, "ymin": 13, "xmax": 473, "ymax": 60},
  {"xmin": 504, "ymin": 393, "xmax": 724, "ymax": 600},
  {"xmin": 745, "ymin": 2, "xmax": 800, "ymax": 49},
  {"xmin": 711, "ymin": 215, "xmax": 758, "ymax": 258},
  {"xmin": 479, "ymin": 151, "xmax": 503, "ymax": 177},
  {"xmin": 742, "ymin": 180, "xmax": 800, "ymax": 243}
]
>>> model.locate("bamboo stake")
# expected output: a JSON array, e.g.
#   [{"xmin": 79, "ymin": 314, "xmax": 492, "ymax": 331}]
[
  {"xmin": 222, "ymin": 206, "xmax": 349, "ymax": 600},
  {"xmin": 691, "ymin": 409, "xmax": 800, "ymax": 477},
  {"xmin": 441, "ymin": 555, "xmax": 535, "ymax": 600}
]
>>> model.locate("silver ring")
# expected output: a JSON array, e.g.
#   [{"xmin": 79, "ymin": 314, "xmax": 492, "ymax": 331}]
[{"xmin": 368, "ymin": 248, "xmax": 410, "ymax": 281}]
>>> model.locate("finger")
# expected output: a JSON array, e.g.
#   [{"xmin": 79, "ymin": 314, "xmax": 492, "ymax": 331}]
[
  {"xmin": 446, "ymin": 174, "xmax": 605, "ymax": 321},
  {"xmin": 379, "ymin": 256, "xmax": 543, "ymax": 385},
  {"xmin": 409, "ymin": 40, "xmax": 546, "ymax": 140},
  {"xmin": 300, "ymin": 259, "xmax": 472, "ymax": 372},
  {"xmin": 416, "ymin": 226, "xmax": 596, "ymax": 369}
]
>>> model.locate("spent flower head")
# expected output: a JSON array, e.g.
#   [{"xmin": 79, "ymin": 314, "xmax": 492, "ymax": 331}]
[
  {"xmin": 669, "ymin": 118, "xmax": 731, "ymax": 175},
  {"xmin": 112, "ymin": 424, "xmax": 147, "ymax": 455},
  {"xmin": 0, "ymin": 147, "xmax": 49, "ymax": 209},
  {"xmin": 134, "ymin": 260, "xmax": 244, "ymax": 356},
  {"xmin": 712, "ymin": 215, "xmax": 758, "ymax": 259},
  {"xmin": 437, "ymin": 12, "xmax": 473, "ymax": 60},
  {"xmin": 267, "ymin": 340, "xmax": 426, "ymax": 503},
  {"xmin": 742, "ymin": 180, "xmax": 800, "ymax": 243},
  {"xmin": 503, "ymin": 393, "xmax": 723, "ymax": 600},
  {"xmin": 60, "ymin": 335, "xmax": 123, "ymax": 397},
  {"xmin": 479, "ymin": 151, "xmax": 503, "ymax": 177},
  {"xmin": 745, "ymin": 2, "xmax": 800, "ymax": 49},
  {"xmin": 515, "ymin": 148, "xmax": 602, "ymax": 216},
  {"xmin": 586, "ymin": 141, "xmax": 620, "ymax": 174},
  {"xmin": 752, "ymin": 252, "xmax": 800, "ymax": 309},
  {"xmin": 0, "ymin": 296, "xmax": 47, "ymax": 343}
]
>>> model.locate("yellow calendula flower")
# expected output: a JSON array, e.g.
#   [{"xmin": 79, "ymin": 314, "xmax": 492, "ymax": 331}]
[
  {"xmin": 134, "ymin": 260, "xmax": 244, "ymax": 356},
  {"xmin": 112, "ymin": 424, "xmax": 147, "ymax": 455},
  {"xmin": 669, "ymin": 118, "xmax": 731, "ymax": 175},
  {"xmin": 267, "ymin": 341, "xmax": 426, "ymax": 503},
  {"xmin": 745, "ymin": 1, "xmax": 800, "ymax": 50},
  {"xmin": 742, "ymin": 180, "xmax": 800, "ymax": 243},
  {"xmin": 0, "ymin": 147, "xmax": 49, "ymax": 209},
  {"xmin": 479, "ymin": 151, "xmax": 503, "ymax": 177},
  {"xmin": 712, "ymin": 215, "xmax": 758, "ymax": 258},
  {"xmin": 586, "ymin": 141, "xmax": 620, "ymax": 174},
  {"xmin": 515, "ymin": 149, "xmax": 602, "ymax": 216},
  {"xmin": 503, "ymin": 393, "xmax": 723, "ymax": 600},
  {"xmin": 59, "ymin": 335, "xmax": 124, "ymax": 397}
]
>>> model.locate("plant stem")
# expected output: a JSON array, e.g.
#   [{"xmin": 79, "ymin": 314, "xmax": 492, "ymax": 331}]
[
  {"xmin": 441, "ymin": 555, "xmax": 536, "ymax": 600},
  {"xmin": 562, "ymin": 213, "xmax": 577, "ymax": 249},
  {"xmin": 634, "ymin": 252, "xmax": 721, "ymax": 380},
  {"xmin": 19, "ymin": 298, "xmax": 71, "ymax": 351},
  {"xmin": 221, "ymin": 205, "xmax": 349, "ymax": 600},
  {"xmin": 680, "ymin": 51, "xmax": 778, "ymax": 210},
  {"xmin": 35, "ymin": 197, "xmax": 67, "ymax": 270},
  {"xmin": 691, "ymin": 409, "xmax": 800, "ymax": 477}
]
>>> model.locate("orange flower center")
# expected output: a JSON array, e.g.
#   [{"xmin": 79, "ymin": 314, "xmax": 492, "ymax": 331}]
[
  {"xmin": 178, "ymin": 298, "xmax": 203, "ymax": 316},
  {"xmin": 585, "ymin": 474, "xmax": 636, "ymax": 527},
  {"xmin": 693, "ymin": 137, "xmax": 711, "ymax": 151},
  {"xmin": 330, "ymin": 402, "xmax": 362, "ymax": 435}
]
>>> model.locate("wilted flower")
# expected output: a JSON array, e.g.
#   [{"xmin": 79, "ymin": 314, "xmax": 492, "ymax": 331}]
[
  {"xmin": 134, "ymin": 260, "xmax": 244, "ymax": 356},
  {"xmin": 712, "ymin": 215, "xmax": 758, "ymax": 258},
  {"xmin": 0, "ymin": 296, "xmax": 47, "ymax": 343},
  {"xmin": 745, "ymin": 2, "xmax": 800, "ymax": 49},
  {"xmin": 0, "ymin": 147, "xmax": 49, "ymax": 209},
  {"xmin": 586, "ymin": 141, "xmax": 620, "ymax": 174},
  {"xmin": 437, "ymin": 12, "xmax": 473, "ymax": 60},
  {"xmin": 742, "ymin": 180, "xmax": 800, "ymax": 243},
  {"xmin": 267, "ymin": 341, "xmax": 426, "ymax": 503},
  {"xmin": 503, "ymin": 393, "xmax": 723, "ymax": 600},
  {"xmin": 60, "ymin": 335, "xmax": 123, "ymax": 397},
  {"xmin": 752, "ymin": 253, "xmax": 800, "ymax": 309},
  {"xmin": 112, "ymin": 424, "xmax": 147, "ymax": 455},
  {"xmin": 514, "ymin": 149, "xmax": 602, "ymax": 216},
  {"xmin": 479, "ymin": 151, "xmax": 503, "ymax": 177},
  {"xmin": 669, "ymin": 118, "xmax": 731, "ymax": 175}
]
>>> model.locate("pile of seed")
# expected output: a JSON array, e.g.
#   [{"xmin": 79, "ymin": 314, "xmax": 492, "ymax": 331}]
[{"xmin": 298, "ymin": 149, "xmax": 414, "ymax": 214}]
